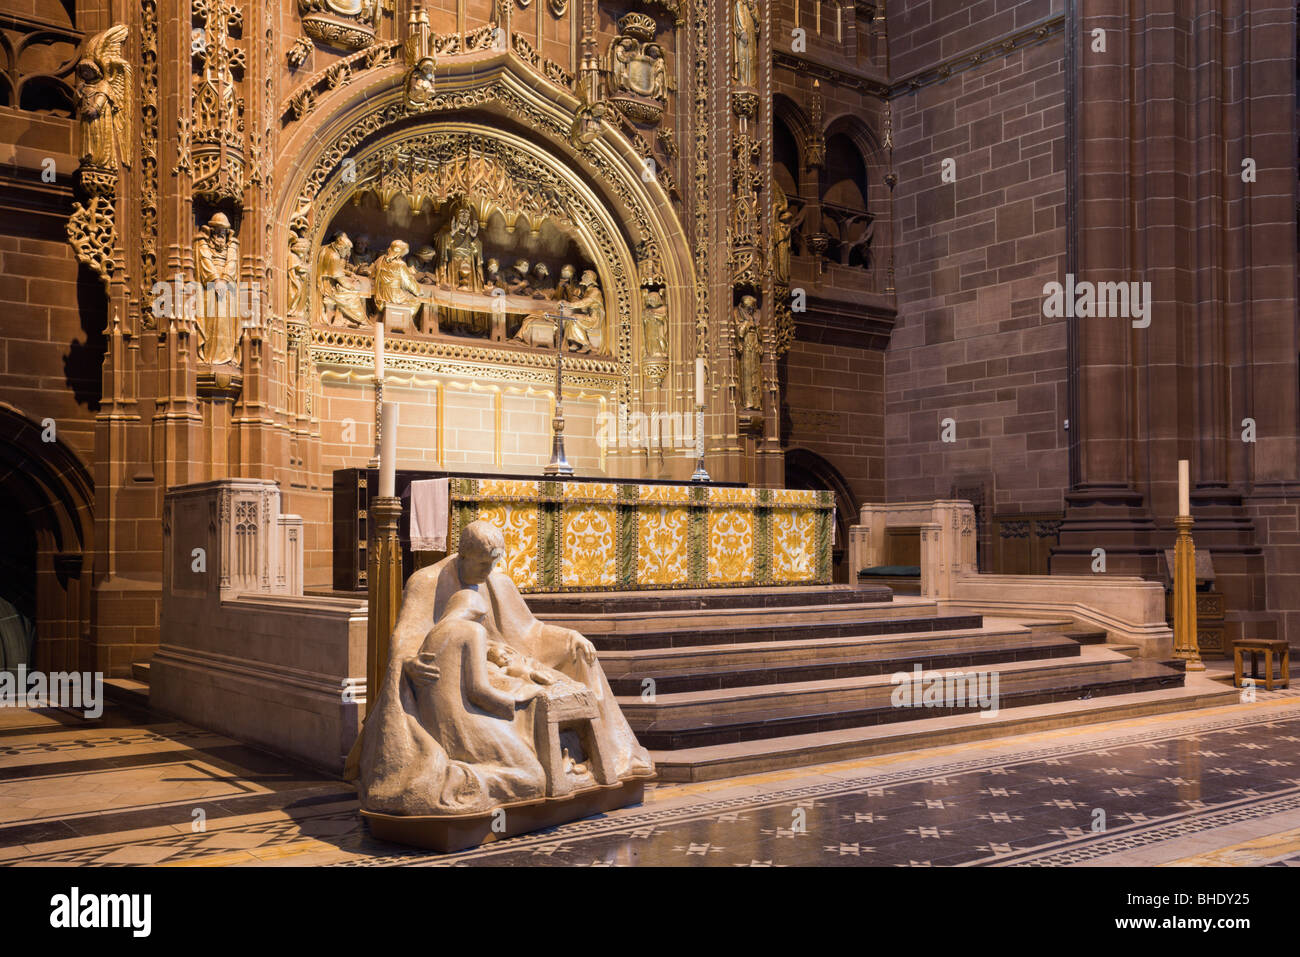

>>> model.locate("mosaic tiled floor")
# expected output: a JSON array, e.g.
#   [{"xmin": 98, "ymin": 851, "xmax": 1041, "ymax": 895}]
[{"xmin": 2, "ymin": 692, "xmax": 1300, "ymax": 866}]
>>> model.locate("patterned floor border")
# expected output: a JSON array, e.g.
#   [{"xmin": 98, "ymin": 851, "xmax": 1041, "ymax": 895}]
[
  {"xmin": 6, "ymin": 699, "xmax": 1299, "ymax": 867},
  {"xmin": 341, "ymin": 701, "xmax": 1300, "ymax": 867}
]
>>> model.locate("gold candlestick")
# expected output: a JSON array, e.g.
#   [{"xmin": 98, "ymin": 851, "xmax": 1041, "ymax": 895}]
[
  {"xmin": 365, "ymin": 495, "xmax": 404, "ymax": 718},
  {"xmin": 1172, "ymin": 514, "xmax": 1204, "ymax": 671},
  {"xmin": 543, "ymin": 304, "xmax": 574, "ymax": 477}
]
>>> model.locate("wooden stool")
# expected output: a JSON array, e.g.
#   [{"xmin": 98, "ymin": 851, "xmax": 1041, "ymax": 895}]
[{"xmin": 1232, "ymin": 639, "xmax": 1291, "ymax": 690}]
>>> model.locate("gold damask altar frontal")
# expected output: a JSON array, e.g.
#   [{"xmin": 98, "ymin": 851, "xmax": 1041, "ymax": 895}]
[{"xmin": 446, "ymin": 479, "xmax": 834, "ymax": 592}]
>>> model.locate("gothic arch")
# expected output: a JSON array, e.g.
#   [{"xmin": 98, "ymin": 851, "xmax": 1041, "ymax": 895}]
[
  {"xmin": 783, "ymin": 447, "xmax": 856, "ymax": 581},
  {"xmin": 772, "ymin": 93, "xmax": 816, "ymax": 168},
  {"xmin": 0, "ymin": 403, "xmax": 94, "ymax": 671},
  {"xmin": 274, "ymin": 50, "xmax": 699, "ymax": 415},
  {"xmin": 822, "ymin": 112, "xmax": 886, "ymax": 169}
]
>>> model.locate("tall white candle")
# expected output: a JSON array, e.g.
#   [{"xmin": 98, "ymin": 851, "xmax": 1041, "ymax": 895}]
[
  {"xmin": 695, "ymin": 356, "xmax": 705, "ymax": 407},
  {"xmin": 1178, "ymin": 459, "xmax": 1189, "ymax": 516},
  {"xmin": 380, "ymin": 401, "xmax": 398, "ymax": 498},
  {"xmin": 374, "ymin": 320, "xmax": 385, "ymax": 381}
]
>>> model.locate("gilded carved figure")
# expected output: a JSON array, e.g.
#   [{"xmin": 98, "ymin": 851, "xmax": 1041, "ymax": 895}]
[
  {"xmin": 194, "ymin": 213, "xmax": 240, "ymax": 365},
  {"xmin": 771, "ymin": 183, "xmax": 809, "ymax": 287},
  {"xmin": 317, "ymin": 232, "xmax": 369, "ymax": 327},
  {"xmin": 372, "ymin": 240, "xmax": 421, "ymax": 314},
  {"xmin": 564, "ymin": 270, "xmax": 607, "ymax": 354},
  {"xmin": 411, "ymin": 246, "xmax": 437, "ymax": 283},
  {"xmin": 734, "ymin": 0, "xmax": 760, "ymax": 88},
  {"xmin": 734, "ymin": 294, "xmax": 762, "ymax": 410},
  {"xmin": 530, "ymin": 262, "xmax": 553, "ymax": 299},
  {"xmin": 434, "ymin": 199, "xmax": 483, "ymax": 292},
  {"xmin": 349, "ymin": 235, "xmax": 378, "ymax": 277},
  {"xmin": 642, "ymin": 288, "xmax": 668, "ymax": 359},
  {"xmin": 504, "ymin": 259, "xmax": 532, "ymax": 296},
  {"xmin": 287, "ymin": 237, "xmax": 311, "ymax": 317},
  {"xmin": 555, "ymin": 264, "xmax": 578, "ymax": 303},
  {"xmin": 74, "ymin": 25, "xmax": 132, "ymax": 173}
]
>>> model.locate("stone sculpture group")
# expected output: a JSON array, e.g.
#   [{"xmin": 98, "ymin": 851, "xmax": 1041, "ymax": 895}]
[{"xmin": 348, "ymin": 520, "xmax": 653, "ymax": 848}]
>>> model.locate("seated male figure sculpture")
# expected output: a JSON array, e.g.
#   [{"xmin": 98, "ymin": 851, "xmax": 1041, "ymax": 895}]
[
  {"xmin": 402, "ymin": 589, "xmax": 549, "ymax": 806},
  {"xmin": 352, "ymin": 520, "xmax": 652, "ymax": 819}
]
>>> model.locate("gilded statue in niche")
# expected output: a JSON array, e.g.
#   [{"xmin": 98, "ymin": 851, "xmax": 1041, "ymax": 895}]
[
  {"xmin": 434, "ymin": 198, "xmax": 484, "ymax": 293},
  {"xmin": 771, "ymin": 182, "xmax": 810, "ymax": 287},
  {"xmin": 734, "ymin": 0, "xmax": 760, "ymax": 88},
  {"xmin": 287, "ymin": 237, "xmax": 311, "ymax": 317},
  {"xmin": 402, "ymin": 6, "xmax": 438, "ymax": 109},
  {"xmin": 641, "ymin": 288, "xmax": 668, "ymax": 359},
  {"xmin": 317, "ymin": 232, "xmax": 369, "ymax": 327},
  {"xmin": 74, "ymin": 25, "xmax": 132, "ymax": 174},
  {"xmin": 194, "ymin": 213, "xmax": 240, "ymax": 365},
  {"xmin": 734, "ymin": 294, "xmax": 762, "ymax": 410}
]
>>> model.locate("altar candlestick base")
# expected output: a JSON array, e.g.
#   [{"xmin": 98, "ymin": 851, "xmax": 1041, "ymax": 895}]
[
  {"xmin": 365, "ymin": 496, "xmax": 404, "ymax": 718},
  {"xmin": 1172, "ymin": 514, "xmax": 1204, "ymax": 672},
  {"xmin": 690, "ymin": 405, "xmax": 710, "ymax": 483}
]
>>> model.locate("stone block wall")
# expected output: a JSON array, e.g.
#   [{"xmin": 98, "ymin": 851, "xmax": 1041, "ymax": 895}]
[{"xmin": 885, "ymin": 5, "xmax": 1067, "ymax": 521}]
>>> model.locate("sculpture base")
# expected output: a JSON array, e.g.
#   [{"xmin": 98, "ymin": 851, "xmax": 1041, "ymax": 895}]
[{"xmin": 360, "ymin": 774, "xmax": 653, "ymax": 852}]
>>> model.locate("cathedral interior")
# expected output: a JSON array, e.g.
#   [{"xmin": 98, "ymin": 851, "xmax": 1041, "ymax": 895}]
[{"xmin": 0, "ymin": 0, "xmax": 1299, "ymax": 898}]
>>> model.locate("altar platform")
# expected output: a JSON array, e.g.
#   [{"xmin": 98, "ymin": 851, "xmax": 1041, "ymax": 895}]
[{"xmin": 333, "ymin": 469, "xmax": 835, "ymax": 593}]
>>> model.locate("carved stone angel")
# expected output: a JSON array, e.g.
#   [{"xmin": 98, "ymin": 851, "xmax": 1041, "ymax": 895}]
[{"xmin": 74, "ymin": 25, "xmax": 132, "ymax": 173}]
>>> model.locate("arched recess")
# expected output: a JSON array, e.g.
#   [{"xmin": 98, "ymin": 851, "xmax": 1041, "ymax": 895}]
[
  {"xmin": 772, "ymin": 93, "xmax": 816, "ymax": 168},
  {"xmin": 783, "ymin": 448, "xmax": 856, "ymax": 583},
  {"xmin": 0, "ymin": 404, "xmax": 94, "ymax": 672},
  {"xmin": 772, "ymin": 94, "xmax": 814, "ymax": 224},
  {"xmin": 274, "ymin": 50, "xmax": 700, "ymax": 470},
  {"xmin": 820, "ymin": 113, "xmax": 888, "ymax": 273}
]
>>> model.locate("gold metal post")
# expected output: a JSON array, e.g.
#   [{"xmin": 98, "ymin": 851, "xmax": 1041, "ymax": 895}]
[
  {"xmin": 1172, "ymin": 514, "xmax": 1204, "ymax": 671},
  {"xmin": 544, "ymin": 304, "xmax": 574, "ymax": 476},
  {"xmin": 365, "ymin": 495, "xmax": 404, "ymax": 717}
]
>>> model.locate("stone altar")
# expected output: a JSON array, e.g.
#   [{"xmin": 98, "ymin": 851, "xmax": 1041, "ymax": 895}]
[{"xmin": 442, "ymin": 477, "xmax": 835, "ymax": 591}]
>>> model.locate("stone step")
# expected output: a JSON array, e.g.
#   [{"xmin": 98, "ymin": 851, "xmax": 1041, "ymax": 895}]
[
  {"xmin": 605, "ymin": 634, "xmax": 1081, "ymax": 695},
  {"xmin": 543, "ymin": 595, "xmax": 941, "ymax": 636},
  {"xmin": 102, "ymin": 677, "xmax": 151, "ymax": 709},
  {"xmin": 131, "ymin": 661, "xmax": 151, "ymax": 683},
  {"xmin": 622, "ymin": 648, "xmax": 1135, "ymax": 723},
  {"xmin": 648, "ymin": 675, "xmax": 1239, "ymax": 782},
  {"xmin": 1062, "ymin": 629, "xmax": 1108, "ymax": 645},
  {"xmin": 589, "ymin": 612, "xmax": 984, "ymax": 651},
  {"xmin": 599, "ymin": 625, "xmax": 1037, "ymax": 674},
  {"xmin": 525, "ymin": 583, "xmax": 892, "ymax": 615},
  {"xmin": 624, "ymin": 654, "xmax": 1183, "ymax": 750}
]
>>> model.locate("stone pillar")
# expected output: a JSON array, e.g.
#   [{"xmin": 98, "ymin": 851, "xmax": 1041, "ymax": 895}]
[{"xmin": 1055, "ymin": 0, "xmax": 1298, "ymax": 646}]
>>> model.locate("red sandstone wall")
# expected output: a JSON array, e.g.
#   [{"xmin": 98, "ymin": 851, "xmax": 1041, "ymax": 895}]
[
  {"xmin": 0, "ymin": 110, "xmax": 98, "ymax": 465},
  {"xmin": 885, "ymin": 9, "xmax": 1067, "ymax": 519},
  {"xmin": 781, "ymin": 340, "xmax": 886, "ymax": 504},
  {"xmin": 889, "ymin": 0, "xmax": 1062, "ymax": 79}
]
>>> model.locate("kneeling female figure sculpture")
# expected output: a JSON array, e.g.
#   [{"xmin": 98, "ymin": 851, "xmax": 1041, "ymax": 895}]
[{"xmin": 350, "ymin": 520, "xmax": 654, "ymax": 849}]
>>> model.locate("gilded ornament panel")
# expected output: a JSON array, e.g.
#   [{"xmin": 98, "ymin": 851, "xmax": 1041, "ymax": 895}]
[
  {"xmin": 707, "ymin": 508, "xmax": 755, "ymax": 584},
  {"xmin": 473, "ymin": 503, "xmax": 539, "ymax": 589},
  {"xmin": 771, "ymin": 506, "xmax": 818, "ymax": 582},
  {"xmin": 560, "ymin": 504, "xmax": 618, "ymax": 587},
  {"xmin": 636, "ymin": 505, "xmax": 690, "ymax": 586}
]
